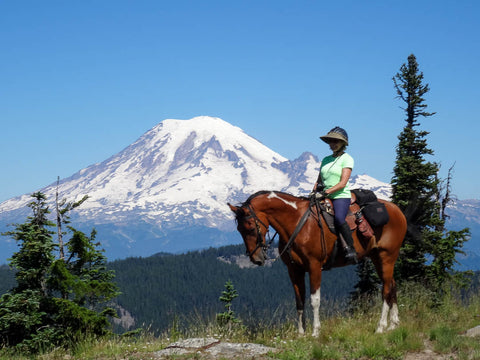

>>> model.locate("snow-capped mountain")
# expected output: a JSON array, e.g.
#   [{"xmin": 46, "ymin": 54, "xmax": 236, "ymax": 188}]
[
  {"xmin": 0, "ymin": 116, "xmax": 478, "ymax": 267},
  {"xmin": 0, "ymin": 116, "xmax": 316, "ymax": 231}
]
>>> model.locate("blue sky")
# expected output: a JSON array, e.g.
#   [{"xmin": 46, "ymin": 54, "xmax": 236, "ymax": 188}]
[{"xmin": 1, "ymin": 0, "xmax": 479, "ymax": 202}]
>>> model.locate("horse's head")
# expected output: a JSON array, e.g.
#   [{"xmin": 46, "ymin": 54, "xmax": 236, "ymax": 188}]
[{"xmin": 228, "ymin": 202, "xmax": 270, "ymax": 266}]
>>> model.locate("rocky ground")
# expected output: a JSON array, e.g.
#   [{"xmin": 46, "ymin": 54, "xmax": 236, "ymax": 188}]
[
  {"xmin": 154, "ymin": 338, "xmax": 278, "ymax": 359},
  {"xmin": 118, "ymin": 326, "xmax": 480, "ymax": 359}
]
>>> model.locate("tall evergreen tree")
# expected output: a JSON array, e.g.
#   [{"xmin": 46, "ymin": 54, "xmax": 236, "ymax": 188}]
[
  {"xmin": 391, "ymin": 54, "xmax": 439, "ymax": 282},
  {"xmin": 391, "ymin": 54, "xmax": 470, "ymax": 287}
]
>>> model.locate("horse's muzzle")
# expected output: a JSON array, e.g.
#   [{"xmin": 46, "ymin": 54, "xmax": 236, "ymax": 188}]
[{"xmin": 250, "ymin": 249, "xmax": 267, "ymax": 266}]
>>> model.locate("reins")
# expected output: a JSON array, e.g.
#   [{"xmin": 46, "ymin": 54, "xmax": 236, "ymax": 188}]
[
  {"xmin": 244, "ymin": 195, "xmax": 328, "ymax": 263},
  {"xmin": 277, "ymin": 204, "xmax": 311, "ymax": 259}
]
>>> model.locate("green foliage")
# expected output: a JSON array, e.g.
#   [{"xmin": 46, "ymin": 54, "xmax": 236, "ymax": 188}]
[
  {"xmin": 391, "ymin": 54, "xmax": 439, "ymax": 282},
  {"xmin": 5, "ymin": 193, "xmax": 56, "ymax": 292},
  {"xmin": 216, "ymin": 280, "xmax": 240, "ymax": 327},
  {"xmin": 0, "ymin": 192, "xmax": 118, "ymax": 354},
  {"xmin": 349, "ymin": 258, "xmax": 380, "ymax": 308},
  {"xmin": 0, "ymin": 290, "xmax": 46, "ymax": 348},
  {"xmin": 0, "ymin": 272, "xmax": 479, "ymax": 359},
  {"xmin": 390, "ymin": 54, "xmax": 471, "ymax": 290},
  {"xmin": 427, "ymin": 228, "xmax": 472, "ymax": 289},
  {"xmin": 429, "ymin": 325, "xmax": 459, "ymax": 352}
]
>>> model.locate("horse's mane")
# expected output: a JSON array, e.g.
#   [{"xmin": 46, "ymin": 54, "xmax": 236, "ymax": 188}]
[{"xmin": 241, "ymin": 190, "xmax": 307, "ymax": 207}]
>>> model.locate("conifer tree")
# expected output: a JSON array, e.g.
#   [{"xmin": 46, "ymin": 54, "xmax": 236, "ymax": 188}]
[
  {"xmin": 0, "ymin": 192, "xmax": 118, "ymax": 353},
  {"xmin": 391, "ymin": 54, "xmax": 439, "ymax": 282},
  {"xmin": 391, "ymin": 54, "xmax": 470, "ymax": 287},
  {"xmin": 0, "ymin": 193, "xmax": 56, "ymax": 350},
  {"xmin": 216, "ymin": 280, "xmax": 240, "ymax": 328}
]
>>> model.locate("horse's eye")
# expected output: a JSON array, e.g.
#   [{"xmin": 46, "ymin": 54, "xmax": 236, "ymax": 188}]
[
  {"xmin": 245, "ymin": 227, "xmax": 256, "ymax": 235},
  {"xmin": 239, "ymin": 221, "xmax": 255, "ymax": 234}
]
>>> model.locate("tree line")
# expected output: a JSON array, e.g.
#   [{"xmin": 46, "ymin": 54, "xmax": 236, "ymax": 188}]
[
  {"xmin": 1, "ymin": 244, "xmax": 479, "ymax": 337},
  {"xmin": 107, "ymin": 245, "xmax": 357, "ymax": 334}
]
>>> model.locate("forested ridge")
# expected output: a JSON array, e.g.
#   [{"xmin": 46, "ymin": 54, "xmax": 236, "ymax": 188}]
[
  {"xmin": 0, "ymin": 244, "xmax": 358, "ymax": 334},
  {"xmin": 1, "ymin": 243, "xmax": 479, "ymax": 336},
  {"xmin": 108, "ymin": 244, "xmax": 359, "ymax": 333}
]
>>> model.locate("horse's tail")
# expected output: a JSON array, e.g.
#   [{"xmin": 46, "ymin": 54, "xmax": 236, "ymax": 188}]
[{"xmin": 397, "ymin": 199, "xmax": 422, "ymax": 243}]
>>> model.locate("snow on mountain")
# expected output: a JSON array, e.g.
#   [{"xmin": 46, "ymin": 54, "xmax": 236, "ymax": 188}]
[
  {"xmin": 350, "ymin": 174, "xmax": 392, "ymax": 200},
  {"xmin": 0, "ymin": 116, "xmax": 322, "ymax": 260},
  {"xmin": 0, "ymin": 116, "xmax": 477, "ymax": 266},
  {"xmin": 0, "ymin": 116, "xmax": 292, "ymax": 230}
]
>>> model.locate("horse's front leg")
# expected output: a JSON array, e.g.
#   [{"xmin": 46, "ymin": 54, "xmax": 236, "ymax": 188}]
[
  {"xmin": 287, "ymin": 264, "xmax": 306, "ymax": 335},
  {"xmin": 309, "ymin": 266, "xmax": 323, "ymax": 337}
]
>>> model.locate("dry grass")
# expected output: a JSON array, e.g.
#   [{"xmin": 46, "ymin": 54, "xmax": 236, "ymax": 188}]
[{"xmin": 1, "ymin": 284, "xmax": 479, "ymax": 359}]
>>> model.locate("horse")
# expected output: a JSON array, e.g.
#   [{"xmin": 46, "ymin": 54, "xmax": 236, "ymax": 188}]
[{"xmin": 228, "ymin": 190, "xmax": 407, "ymax": 336}]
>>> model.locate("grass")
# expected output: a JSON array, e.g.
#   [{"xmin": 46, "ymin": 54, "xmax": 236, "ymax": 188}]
[{"xmin": 1, "ymin": 283, "xmax": 479, "ymax": 359}]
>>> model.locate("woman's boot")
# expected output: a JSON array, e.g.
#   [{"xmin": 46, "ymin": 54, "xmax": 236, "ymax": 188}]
[{"xmin": 338, "ymin": 222, "xmax": 358, "ymax": 265}]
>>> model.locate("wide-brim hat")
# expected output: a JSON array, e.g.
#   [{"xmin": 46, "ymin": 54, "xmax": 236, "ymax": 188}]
[{"xmin": 320, "ymin": 126, "xmax": 349, "ymax": 145}]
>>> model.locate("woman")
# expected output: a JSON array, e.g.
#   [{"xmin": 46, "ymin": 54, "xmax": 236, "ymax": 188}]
[{"xmin": 312, "ymin": 126, "xmax": 357, "ymax": 264}]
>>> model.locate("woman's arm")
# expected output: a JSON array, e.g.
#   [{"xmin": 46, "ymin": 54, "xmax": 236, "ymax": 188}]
[{"xmin": 324, "ymin": 167, "xmax": 352, "ymax": 195}]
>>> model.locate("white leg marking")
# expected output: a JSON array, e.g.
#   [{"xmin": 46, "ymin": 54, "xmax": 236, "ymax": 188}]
[
  {"xmin": 376, "ymin": 300, "xmax": 389, "ymax": 333},
  {"xmin": 388, "ymin": 303, "xmax": 400, "ymax": 330},
  {"xmin": 311, "ymin": 288, "xmax": 321, "ymax": 337},
  {"xmin": 267, "ymin": 192, "xmax": 298, "ymax": 209},
  {"xmin": 297, "ymin": 310, "xmax": 305, "ymax": 335}
]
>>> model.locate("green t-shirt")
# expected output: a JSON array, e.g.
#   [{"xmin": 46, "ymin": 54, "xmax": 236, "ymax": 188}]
[{"xmin": 319, "ymin": 153, "xmax": 354, "ymax": 199}]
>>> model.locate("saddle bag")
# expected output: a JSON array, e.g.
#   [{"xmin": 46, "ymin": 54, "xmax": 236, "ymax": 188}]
[
  {"xmin": 352, "ymin": 189, "xmax": 377, "ymax": 205},
  {"xmin": 362, "ymin": 202, "xmax": 389, "ymax": 227}
]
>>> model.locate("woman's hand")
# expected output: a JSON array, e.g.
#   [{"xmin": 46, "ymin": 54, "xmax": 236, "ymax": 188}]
[{"xmin": 325, "ymin": 167, "xmax": 352, "ymax": 195}]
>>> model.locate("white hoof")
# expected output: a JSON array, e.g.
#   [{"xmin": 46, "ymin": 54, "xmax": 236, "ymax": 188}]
[{"xmin": 376, "ymin": 326, "xmax": 385, "ymax": 334}]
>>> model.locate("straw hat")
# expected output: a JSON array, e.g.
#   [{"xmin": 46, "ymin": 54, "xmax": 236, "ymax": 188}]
[{"xmin": 319, "ymin": 126, "xmax": 349, "ymax": 145}]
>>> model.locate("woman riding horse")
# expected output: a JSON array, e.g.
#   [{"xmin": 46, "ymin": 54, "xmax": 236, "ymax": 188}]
[{"xmin": 312, "ymin": 126, "xmax": 357, "ymax": 264}]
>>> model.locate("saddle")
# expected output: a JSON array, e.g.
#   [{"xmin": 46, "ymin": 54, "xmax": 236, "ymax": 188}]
[
  {"xmin": 313, "ymin": 189, "xmax": 385, "ymax": 270},
  {"xmin": 282, "ymin": 189, "xmax": 387, "ymax": 266},
  {"xmin": 315, "ymin": 188, "xmax": 387, "ymax": 245}
]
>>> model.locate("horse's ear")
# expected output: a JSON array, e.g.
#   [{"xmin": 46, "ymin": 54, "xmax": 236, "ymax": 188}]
[
  {"xmin": 227, "ymin": 203, "xmax": 238, "ymax": 213},
  {"xmin": 228, "ymin": 203, "xmax": 246, "ymax": 217}
]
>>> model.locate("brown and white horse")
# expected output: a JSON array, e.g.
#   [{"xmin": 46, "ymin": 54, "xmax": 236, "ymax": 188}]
[{"xmin": 228, "ymin": 191, "xmax": 407, "ymax": 336}]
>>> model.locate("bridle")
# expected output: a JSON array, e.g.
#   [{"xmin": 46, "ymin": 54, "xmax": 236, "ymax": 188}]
[
  {"xmin": 242, "ymin": 204, "xmax": 277, "ymax": 257},
  {"xmin": 241, "ymin": 195, "xmax": 326, "ymax": 263}
]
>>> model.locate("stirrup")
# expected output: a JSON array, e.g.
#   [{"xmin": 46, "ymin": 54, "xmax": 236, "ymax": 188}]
[{"xmin": 344, "ymin": 247, "xmax": 358, "ymax": 265}]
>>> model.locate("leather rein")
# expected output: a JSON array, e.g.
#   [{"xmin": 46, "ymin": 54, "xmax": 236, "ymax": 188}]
[{"xmin": 244, "ymin": 197, "xmax": 326, "ymax": 262}]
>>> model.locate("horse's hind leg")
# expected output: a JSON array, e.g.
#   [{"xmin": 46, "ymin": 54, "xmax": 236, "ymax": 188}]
[
  {"xmin": 371, "ymin": 251, "xmax": 399, "ymax": 333},
  {"xmin": 377, "ymin": 283, "xmax": 399, "ymax": 332}
]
